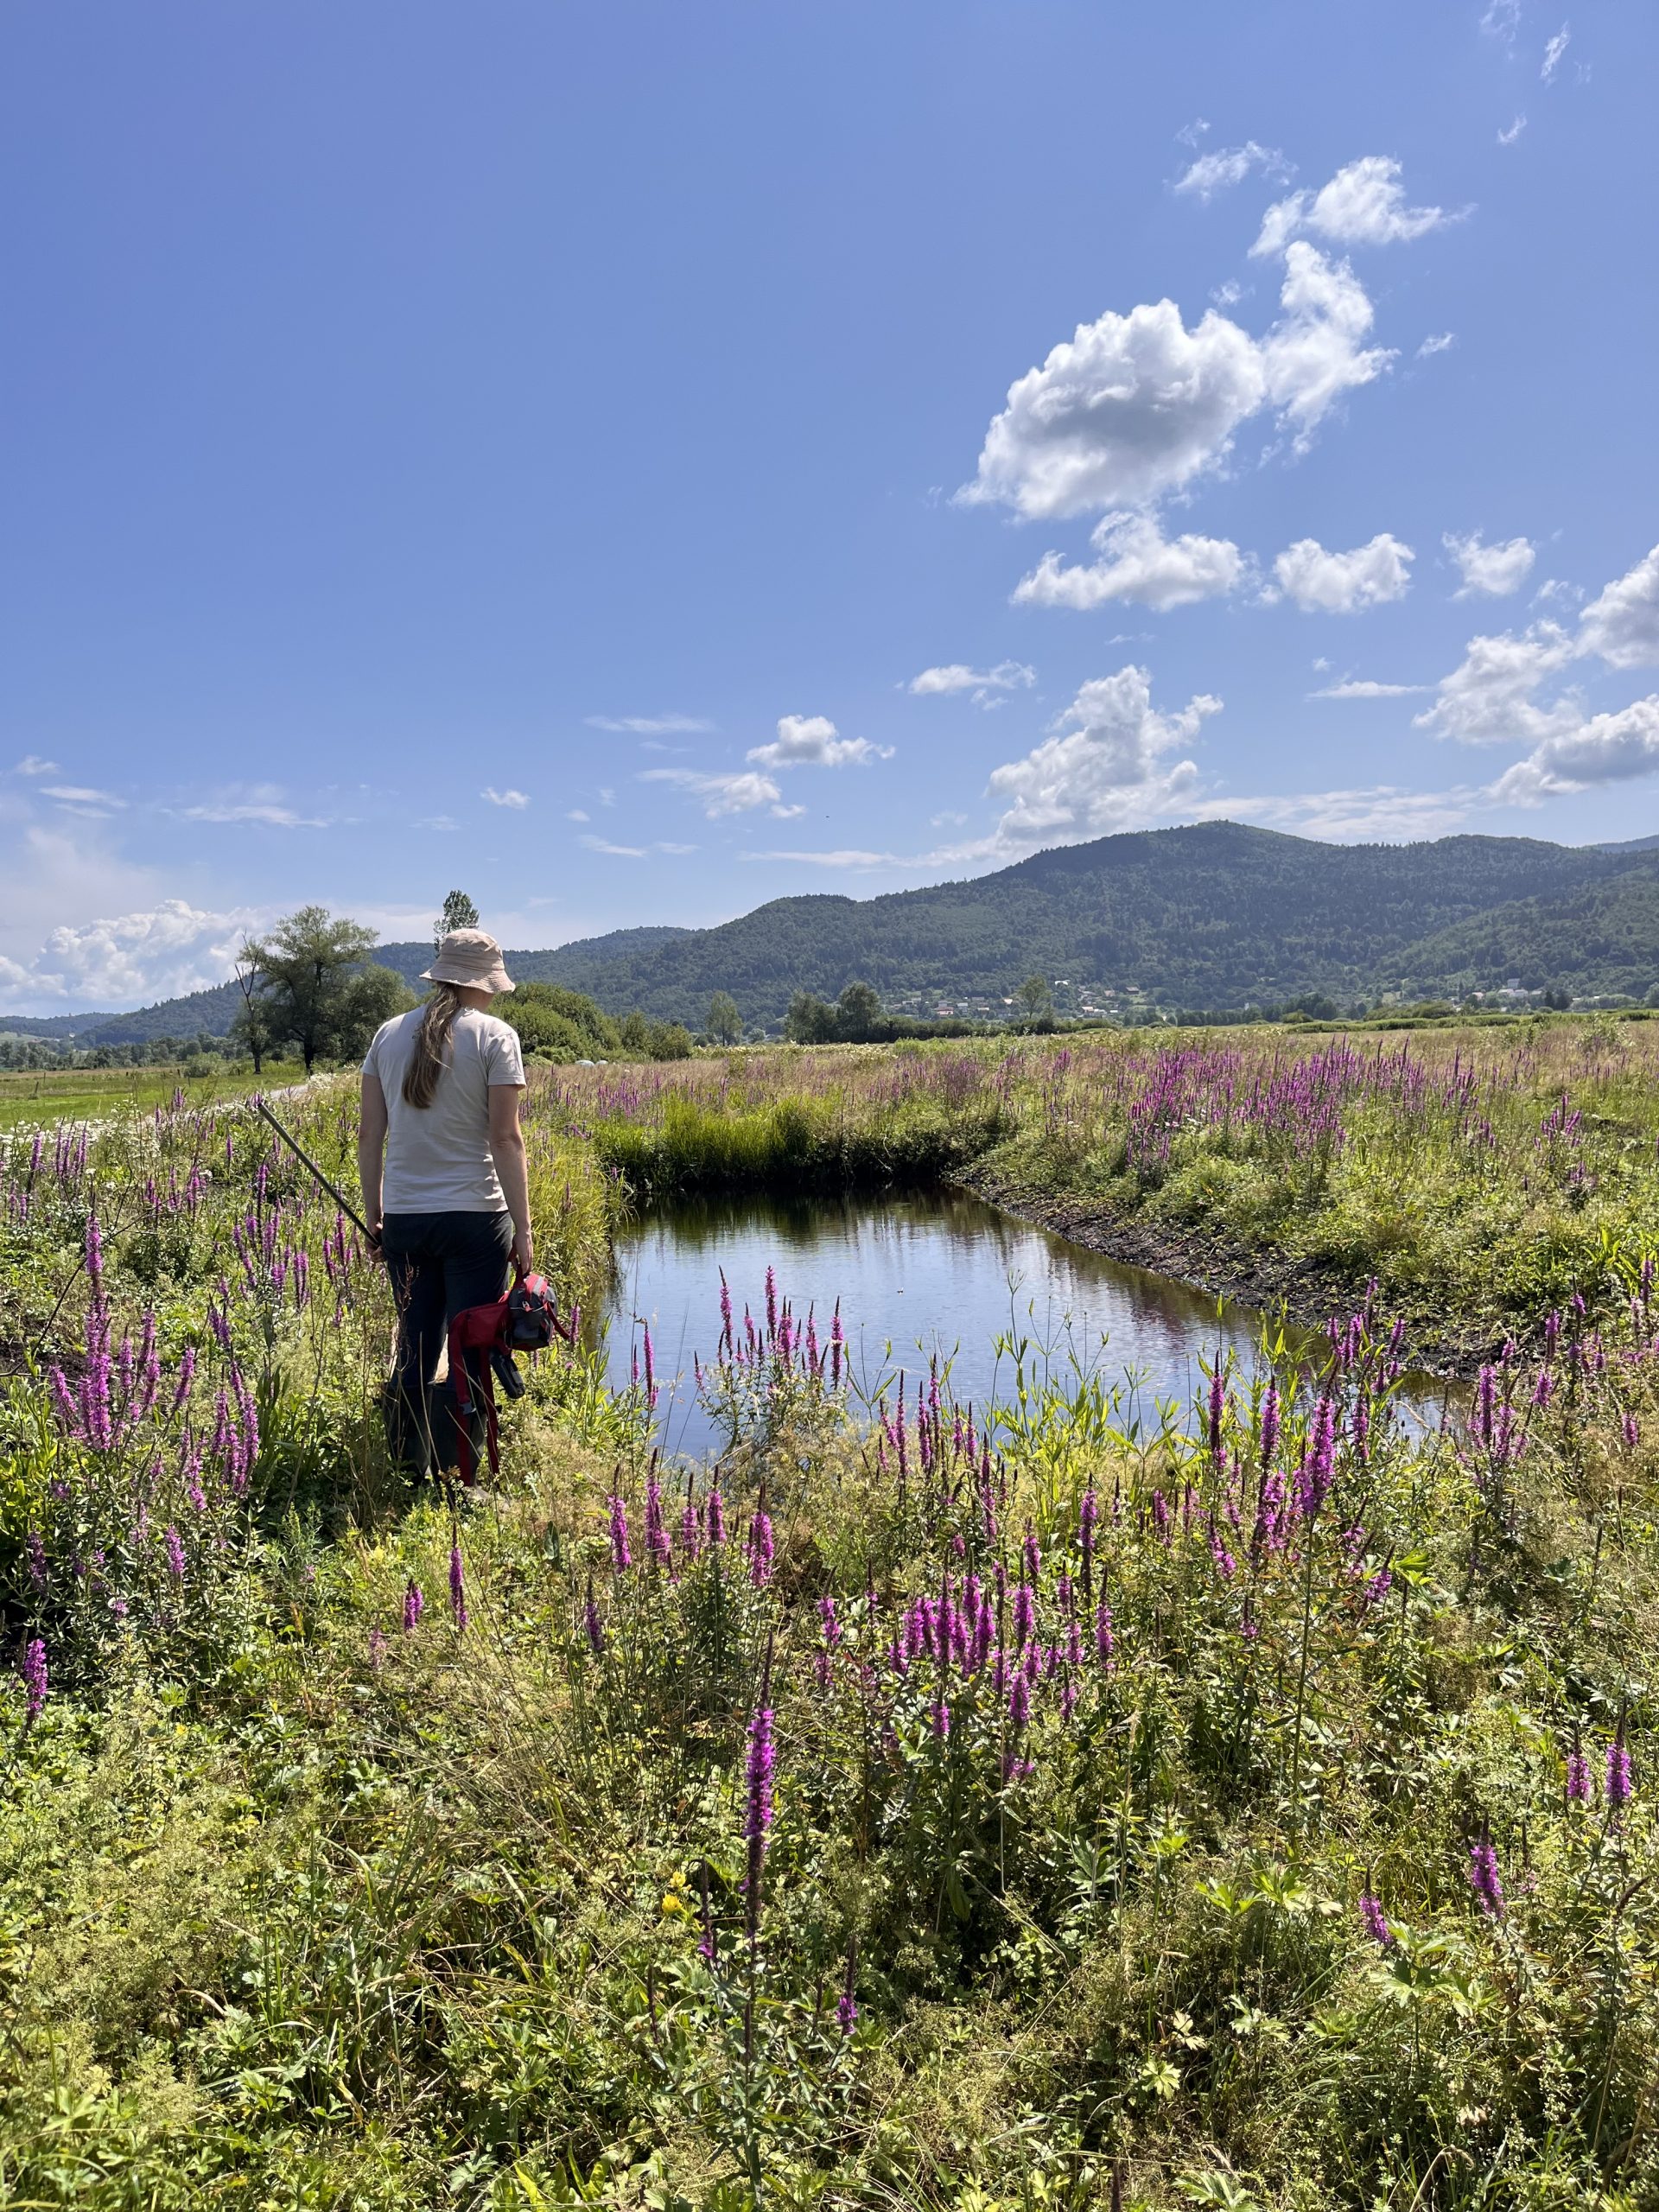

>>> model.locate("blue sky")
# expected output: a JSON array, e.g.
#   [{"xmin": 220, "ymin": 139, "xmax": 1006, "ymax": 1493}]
[{"xmin": 2, "ymin": 0, "xmax": 1656, "ymax": 1012}]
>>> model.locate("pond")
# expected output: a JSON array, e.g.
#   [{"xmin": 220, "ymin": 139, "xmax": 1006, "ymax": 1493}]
[{"xmin": 601, "ymin": 1185, "xmax": 1448, "ymax": 1461}]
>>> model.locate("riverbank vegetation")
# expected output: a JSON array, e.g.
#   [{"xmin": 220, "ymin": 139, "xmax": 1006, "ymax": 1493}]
[
  {"xmin": 543, "ymin": 1018, "xmax": 1659, "ymax": 1363},
  {"xmin": 2, "ymin": 1032, "xmax": 1656, "ymax": 2207}
]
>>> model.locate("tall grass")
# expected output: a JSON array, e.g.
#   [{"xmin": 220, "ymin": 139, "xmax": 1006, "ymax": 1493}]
[{"xmin": 1, "ymin": 1039, "xmax": 1656, "ymax": 2208}]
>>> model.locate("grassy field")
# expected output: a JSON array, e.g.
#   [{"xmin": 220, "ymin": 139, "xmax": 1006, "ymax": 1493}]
[
  {"xmin": 1, "ymin": 1028, "xmax": 1656, "ymax": 2209},
  {"xmin": 0, "ymin": 1058, "xmax": 312, "ymax": 1134}
]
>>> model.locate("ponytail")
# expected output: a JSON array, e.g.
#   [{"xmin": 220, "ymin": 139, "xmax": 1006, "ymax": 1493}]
[{"xmin": 403, "ymin": 984, "xmax": 464, "ymax": 1109}]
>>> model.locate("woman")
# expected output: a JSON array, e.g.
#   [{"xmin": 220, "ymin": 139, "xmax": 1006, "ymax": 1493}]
[{"xmin": 358, "ymin": 927, "xmax": 532, "ymax": 1476}]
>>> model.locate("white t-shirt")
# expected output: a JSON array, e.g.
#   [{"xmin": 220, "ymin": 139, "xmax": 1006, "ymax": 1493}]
[{"xmin": 364, "ymin": 1006, "xmax": 526, "ymax": 1213}]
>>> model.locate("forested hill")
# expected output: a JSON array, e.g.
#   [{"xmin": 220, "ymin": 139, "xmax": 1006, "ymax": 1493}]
[
  {"xmin": 10, "ymin": 822, "xmax": 1659, "ymax": 1044},
  {"xmin": 467, "ymin": 821, "xmax": 1659, "ymax": 1024}
]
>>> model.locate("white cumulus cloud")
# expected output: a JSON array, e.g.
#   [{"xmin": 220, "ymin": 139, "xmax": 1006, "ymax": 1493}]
[
  {"xmin": 746, "ymin": 714, "xmax": 891, "ymax": 771},
  {"xmin": 1251, "ymin": 156, "xmax": 1458, "ymax": 259},
  {"xmin": 0, "ymin": 896, "xmax": 261, "ymax": 1013},
  {"xmin": 984, "ymin": 666, "xmax": 1221, "ymax": 850},
  {"xmin": 1541, "ymin": 24, "xmax": 1570, "ymax": 80},
  {"xmin": 1173, "ymin": 141, "xmax": 1291, "ymax": 202},
  {"xmin": 1270, "ymin": 533, "xmax": 1415, "ymax": 613},
  {"xmin": 963, "ymin": 297, "xmax": 1267, "ymax": 519},
  {"xmin": 480, "ymin": 787, "xmax": 531, "ymax": 809},
  {"xmin": 1492, "ymin": 696, "xmax": 1659, "ymax": 804},
  {"xmin": 1014, "ymin": 513, "xmax": 1246, "ymax": 612},
  {"xmin": 1258, "ymin": 244, "xmax": 1395, "ymax": 440},
  {"xmin": 963, "ymin": 245, "xmax": 1389, "ymax": 518},
  {"xmin": 639, "ymin": 767, "xmax": 797, "ymax": 817},
  {"xmin": 1446, "ymin": 531, "xmax": 1536, "ymax": 598},
  {"xmin": 1578, "ymin": 544, "xmax": 1659, "ymax": 668},
  {"xmin": 1415, "ymin": 622, "xmax": 1580, "ymax": 745}
]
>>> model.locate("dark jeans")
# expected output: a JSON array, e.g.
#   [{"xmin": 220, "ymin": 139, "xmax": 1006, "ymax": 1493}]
[{"xmin": 380, "ymin": 1210, "xmax": 513, "ymax": 1478}]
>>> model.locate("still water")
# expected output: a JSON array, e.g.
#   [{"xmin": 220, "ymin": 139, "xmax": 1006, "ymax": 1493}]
[{"xmin": 602, "ymin": 1185, "xmax": 1395, "ymax": 1461}]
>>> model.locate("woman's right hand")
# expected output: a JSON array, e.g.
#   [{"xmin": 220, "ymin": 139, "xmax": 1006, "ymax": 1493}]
[{"xmin": 512, "ymin": 1224, "xmax": 535, "ymax": 1275}]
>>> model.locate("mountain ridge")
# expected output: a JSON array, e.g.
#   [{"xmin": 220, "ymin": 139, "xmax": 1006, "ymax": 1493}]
[{"xmin": 5, "ymin": 821, "xmax": 1659, "ymax": 1045}]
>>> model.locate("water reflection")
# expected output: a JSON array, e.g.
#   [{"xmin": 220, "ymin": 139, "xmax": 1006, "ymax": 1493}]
[{"xmin": 603, "ymin": 1186, "xmax": 1402, "ymax": 1461}]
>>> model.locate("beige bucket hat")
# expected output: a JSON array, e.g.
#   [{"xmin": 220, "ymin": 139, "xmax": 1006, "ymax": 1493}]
[{"xmin": 422, "ymin": 928, "xmax": 515, "ymax": 995}]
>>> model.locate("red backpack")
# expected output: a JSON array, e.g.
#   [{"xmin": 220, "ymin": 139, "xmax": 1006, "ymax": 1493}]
[{"xmin": 447, "ymin": 1269, "xmax": 572, "ymax": 1484}]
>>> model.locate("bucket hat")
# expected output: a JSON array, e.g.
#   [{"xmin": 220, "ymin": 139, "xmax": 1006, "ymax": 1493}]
[{"xmin": 422, "ymin": 928, "xmax": 515, "ymax": 995}]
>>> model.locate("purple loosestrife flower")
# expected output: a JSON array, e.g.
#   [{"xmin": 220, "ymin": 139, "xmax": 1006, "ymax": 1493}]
[
  {"xmin": 239, "ymin": 1371, "xmax": 266, "ymax": 1459},
  {"xmin": 449, "ymin": 1543, "xmax": 468, "ymax": 1631},
  {"xmin": 1467, "ymin": 1838, "xmax": 1504, "ymax": 1918},
  {"xmin": 1095, "ymin": 1600, "xmax": 1115, "ymax": 1664},
  {"xmin": 645, "ymin": 1475, "xmax": 671, "ymax": 1570},
  {"xmin": 1566, "ymin": 1742, "xmax": 1592, "ymax": 1803},
  {"xmin": 367, "ymin": 1627, "xmax": 387, "ymax": 1669},
  {"xmin": 765, "ymin": 1267, "xmax": 778, "ymax": 1340},
  {"xmin": 48, "ymin": 1368, "xmax": 80, "ymax": 1434},
  {"xmin": 1359, "ymin": 1893, "xmax": 1392, "ymax": 1946},
  {"xmin": 744, "ymin": 1699, "xmax": 776, "ymax": 1902},
  {"xmin": 1151, "ymin": 1489, "xmax": 1171, "ymax": 1543},
  {"xmin": 22, "ymin": 1637, "xmax": 48, "ymax": 1723},
  {"xmin": 1475, "ymin": 1365, "xmax": 1497, "ymax": 1448},
  {"xmin": 404, "ymin": 1580, "xmax": 424, "ymax": 1632},
  {"xmin": 1260, "ymin": 1380, "xmax": 1281, "ymax": 1468},
  {"xmin": 747, "ymin": 1509, "xmax": 774, "ymax": 1587},
  {"xmin": 584, "ymin": 1576, "xmax": 604, "ymax": 1653},
  {"xmin": 641, "ymin": 1324, "xmax": 656, "ymax": 1407},
  {"xmin": 1607, "ymin": 1727, "xmax": 1633, "ymax": 1815},
  {"xmin": 1012, "ymin": 1580, "xmax": 1036, "ymax": 1649},
  {"xmin": 931, "ymin": 1698, "xmax": 950, "ymax": 1739},
  {"xmin": 836, "ymin": 1986, "xmax": 857, "ymax": 2034},
  {"xmin": 1021, "ymin": 1526, "xmax": 1040, "ymax": 1582},
  {"xmin": 1623, "ymin": 1412, "xmax": 1641, "ymax": 1451},
  {"xmin": 1007, "ymin": 1672, "xmax": 1030, "ymax": 1732},
  {"xmin": 1208, "ymin": 1370, "xmax": 1225, "ymax": 1462},
  {"xmin": 705, "ymin": 1486, "xmax": 727, "ymax": 1548},
  {"xmin": 678, "ymin": 1501, "xmax": 701, "ymax": 1562},
  {"xmin": 163, "ymin": 1526, "xmax": 186, "ymax": 1580},
  {"xmin": 169, "ymin": 1346, "xmax": 197, "ymax": 1415},
  {"xmin": 25, "ymin": 1530, "xmax": 46, "ymax": 1589},
  {"xmin": 608, "ymin": 1491, "xmax": 632, "ymax": 1572},
  {"xmin": 1351, "ymin": 1395, "xmax": 1370, "ymax": 1465},
  {"xmin": 1298, "ymin": 1395, "xmax": 1337, "ymax": 1518},
  {"xmin": 830, "ymin": 1303, "xmax": 844, "ymax": 1389},
  {"xmin": 135, "ymin": 1312, "xmax": 159, "ymax": 1419}
]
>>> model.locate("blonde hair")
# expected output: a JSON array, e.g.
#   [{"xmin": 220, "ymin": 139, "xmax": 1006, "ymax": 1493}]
[{"xmin": 402, "ymin": 983, "xmax": 465, "ymax": 1109}]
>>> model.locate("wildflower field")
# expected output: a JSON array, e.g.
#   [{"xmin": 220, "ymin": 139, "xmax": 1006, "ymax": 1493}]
[{"xmin": 3, "ymin": 1021, "xmax": 1658, "ymax": 2210}]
